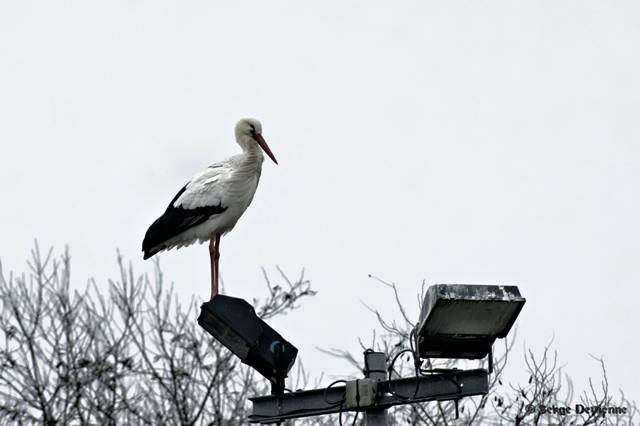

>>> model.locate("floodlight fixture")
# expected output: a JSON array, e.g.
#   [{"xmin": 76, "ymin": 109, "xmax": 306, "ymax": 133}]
[
  {"xmin": 198, "ymin": 295, "xmax": 298, "ymax": 394},
  {"xmin": 415, "ymin": 284, "xmax": 525, "ymax": 360}
]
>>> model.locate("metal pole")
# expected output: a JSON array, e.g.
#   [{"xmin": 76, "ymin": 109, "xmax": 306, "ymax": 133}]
[
  {"xmin": 363, "ymin": 351, "xmax": 388, "ymax": 426},
  {"xmin": 250, "ymin": 368, "xmax": 489, "ymax": 423}
]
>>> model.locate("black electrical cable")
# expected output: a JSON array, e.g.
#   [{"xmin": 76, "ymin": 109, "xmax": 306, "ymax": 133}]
[
  {"xmin": 250, "ymin": 380, "xmax": 349, "ymax": 424},
  {"xmin": 386, "ymin": 329, "xmax": 423, "ymax": 402},
  {"xmin": 387, "ymin": 348, "xmax": 420, "ymax": 401},
  {"xmin": 389, "ymin": 329, "xmax": 467, "ymax": 403},
  {"xmin": 323, "ymin": 379, "xmax": 347, "ymax": 405},
  {"xmin": 322, "ymin": 379, "xmax": 348, "ymax": 426}
]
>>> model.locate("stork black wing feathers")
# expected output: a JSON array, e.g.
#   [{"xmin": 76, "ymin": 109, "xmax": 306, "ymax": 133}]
[{"xmin": 142, "ymin": 185, "xmax": 227, "ymax": 259}]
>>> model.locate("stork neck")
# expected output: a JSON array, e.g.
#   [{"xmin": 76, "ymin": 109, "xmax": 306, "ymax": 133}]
[
  {"xmin": 243, "ymin": 142, "xmax": 264, "ymax": 162},
  {"xmin": 244, "ymin": 151, "xmax": 264, "ymax": 168},
  {"xmin": 232, "ymin": 145, "xmax": 262, "ymax": 176},
  {"xmin": 236, "ymin": 134, "xmax": 264, "ymax": 162}
]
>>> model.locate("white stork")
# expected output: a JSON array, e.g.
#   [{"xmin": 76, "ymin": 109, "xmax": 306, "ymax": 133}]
[{"xmin": 142, "ymin": 118, "xmax": 278, "ymax": 299}]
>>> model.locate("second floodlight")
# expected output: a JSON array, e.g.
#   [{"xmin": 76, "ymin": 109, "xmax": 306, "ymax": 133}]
[{"xmin": 415, "ymin": 284, "xmax": 525, "ymax": 359}]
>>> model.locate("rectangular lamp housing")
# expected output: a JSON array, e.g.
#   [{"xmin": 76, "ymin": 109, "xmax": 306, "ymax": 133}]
[
  {"xmin": 198, "ymin": 295, "xmax": 298, "ymax": 385},
  {"xmin": 416, "ymin": 284, "xmax": 525, "ymax": 359}
]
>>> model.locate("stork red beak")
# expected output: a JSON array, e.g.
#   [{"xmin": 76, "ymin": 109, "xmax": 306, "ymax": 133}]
[{"xmin": 254, "ymin": 133, "xmax": 278, "ymax": 165}]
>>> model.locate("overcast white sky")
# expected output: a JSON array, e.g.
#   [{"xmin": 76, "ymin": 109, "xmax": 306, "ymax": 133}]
[{"xmin": 1, "ymin": 0, "xmax": 639, "ymax": 407}]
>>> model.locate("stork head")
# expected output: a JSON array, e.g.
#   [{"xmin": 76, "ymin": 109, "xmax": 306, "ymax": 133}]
[{"xmin": 235, "ymin": 118, "xmax": 278, "ymax": 164}]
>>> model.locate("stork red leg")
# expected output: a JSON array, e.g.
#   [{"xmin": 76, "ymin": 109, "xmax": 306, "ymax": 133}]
[{"xmin": 209, "ymin": 233, "xmax": 221, "ymax": 299}]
